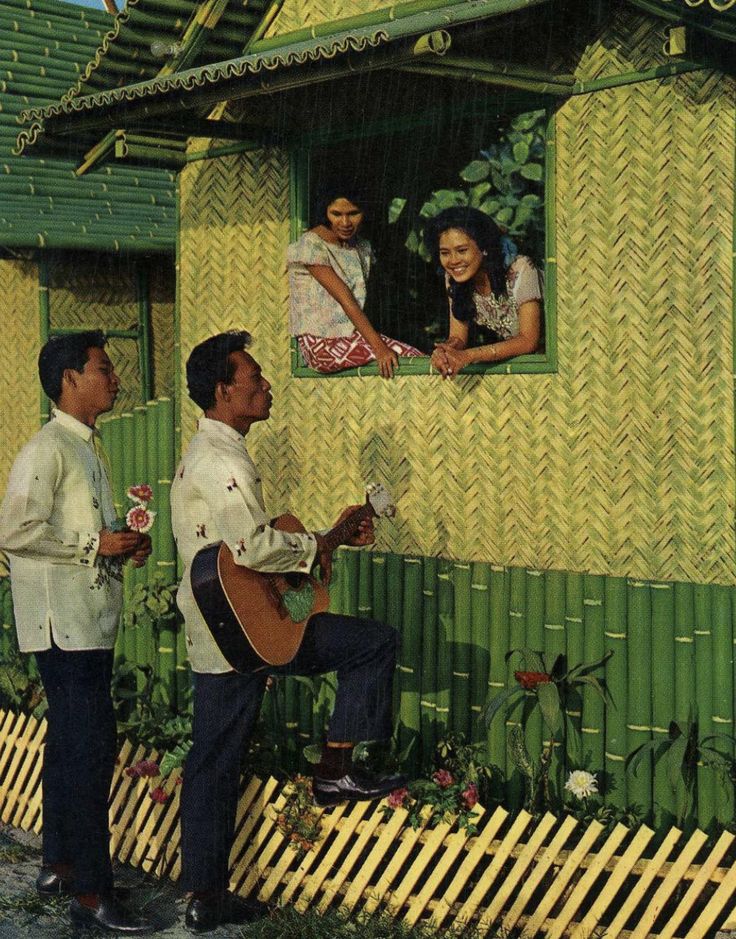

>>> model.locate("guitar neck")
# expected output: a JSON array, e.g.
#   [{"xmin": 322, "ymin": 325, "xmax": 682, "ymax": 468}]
[{"xmin": 321, "ymin": 502, "xmax": 375, "ymax": 553}]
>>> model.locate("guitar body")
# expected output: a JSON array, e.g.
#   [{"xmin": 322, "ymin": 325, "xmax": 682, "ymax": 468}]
[{"xmin": 191, "ymin": 514, "xmax": 329, "ymax": 672}]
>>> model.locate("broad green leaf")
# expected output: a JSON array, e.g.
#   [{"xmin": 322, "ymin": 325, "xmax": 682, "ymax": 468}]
[
  {"xmin": 537, "ymin": 681, "xmax": 562, "ymax": 733},
  {"xmin": 668, "ymin": 733, "xmax": 688, "ymax": 790},
  {"xmin": 460, "ymin": 160, "xmax": 490, "ymax": 183},
  {"xmin": 513, "ymin": 141, "xmax": 530, "ymax": 164},
  {"xmin": 520, "ymin": 163, "xmax": 543, "ymax": 182},
  {"xmin": 521, "ymin": 193, "xmax": 542, "ymax": 207},
  {"xmin": 469, "ymin": 182, "xmax": 492, "ymax": 207},
  {"xmin": 497, "ymin": 207, "xmax": 513, "ymax": 226},
  {"xmin": 480, "ymin": 686, "xmax": 523, "ymax": 727},
  {"xmin": 303, "ymin": 744, "xmax": 323, "ymax": 764},
  {"xmin": 387, "ymin": 197, "xmax": 407, "ymax": 224}
]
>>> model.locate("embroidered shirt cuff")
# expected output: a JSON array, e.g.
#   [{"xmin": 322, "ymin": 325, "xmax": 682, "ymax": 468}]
[
  {"xmin": 78, "ymin": 530, "xmax": 100, "ymax": 567},
  {"xmin": 296, "ymin": 532, "xmax": 318, "ymax": 573}
]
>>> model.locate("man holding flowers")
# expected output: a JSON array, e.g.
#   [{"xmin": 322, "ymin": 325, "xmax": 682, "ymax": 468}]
[{"xmin": 0, "ymin": 332, "xmax": 152, "ymax": 934}]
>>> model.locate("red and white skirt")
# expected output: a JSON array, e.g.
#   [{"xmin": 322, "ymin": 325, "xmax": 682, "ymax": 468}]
[{"xmin": 297, "ymin": 331, "xmax": 424, "ymax": 373}]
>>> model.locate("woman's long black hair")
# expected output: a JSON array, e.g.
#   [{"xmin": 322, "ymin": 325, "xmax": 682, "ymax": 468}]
[
  {"xmin": 310, "ymin": 180, "xmax": 369, "ymax": 229},
  {"xmin": 425, "ymin": 207, "xmax": 507, "ymax": 323}
]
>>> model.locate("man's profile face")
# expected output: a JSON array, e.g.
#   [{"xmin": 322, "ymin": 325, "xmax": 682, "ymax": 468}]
[
  {"xmin": 224, "ymin": 351, "xmax": 272, "ymax": 427},
  {"xmin": 72, "ymin": 346, "xmax": 119, "ymax": 416}
]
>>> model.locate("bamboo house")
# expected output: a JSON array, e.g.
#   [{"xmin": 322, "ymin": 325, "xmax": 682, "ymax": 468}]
[{"xmin": 8, "ymin": 0, "xmax": 736, "ymax": 835}]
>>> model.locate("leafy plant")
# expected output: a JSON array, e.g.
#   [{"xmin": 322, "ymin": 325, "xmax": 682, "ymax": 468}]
[
  {"xmin": 627, "ymin": 714, "xmax": 736, "ymax": 827},
  {"xmin": 273, "ymin": 774, "xmax": 324, "ymax": 858},
  {"xmin": 482, "ymin": 648, "xmax": 612, "ymax": 812},
  {"xmin": 122, "ymin": 575, "xmax": 180, "ymax": 638},
  {"xmin": 0, "ymin": 650, "xmax": 46, "ymax": 717},
  {"xmin": 392, "ymin": 109, "xmax": 547, "ymax": 264},
  {"xmin": 380, "ymin": 734, "xmax": 500, "ymax": 834}
]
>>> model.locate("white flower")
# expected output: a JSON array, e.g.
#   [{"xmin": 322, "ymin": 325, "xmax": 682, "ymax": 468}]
[{"xmin": 564, "ymin": 770, "xmax": 598, "ymax": 799}]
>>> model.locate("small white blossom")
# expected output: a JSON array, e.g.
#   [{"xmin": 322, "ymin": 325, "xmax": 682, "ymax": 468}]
[{"xmin": 564, "ymin": 770, "xmax": 598, "ymax": 799}]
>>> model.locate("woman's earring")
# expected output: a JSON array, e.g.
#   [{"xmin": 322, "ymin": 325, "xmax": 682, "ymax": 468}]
[{"xmin": 482, "ymin": 251, "xmax": 488, "ymax": 256}]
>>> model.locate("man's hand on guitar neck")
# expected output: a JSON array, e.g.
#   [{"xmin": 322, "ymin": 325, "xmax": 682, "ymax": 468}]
[
  {"xmin": 333, "ymin": 504, "xmax": 376, "ymax": 547},
  {"xmin": 312, "ymin": 506, "xmax": 375, "ymax": 585}
]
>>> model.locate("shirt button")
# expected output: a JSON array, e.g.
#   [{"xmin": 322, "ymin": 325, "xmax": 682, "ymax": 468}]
[{"xmin": 298, "ymin": 561, "xmax": 308, "ymax": 569}]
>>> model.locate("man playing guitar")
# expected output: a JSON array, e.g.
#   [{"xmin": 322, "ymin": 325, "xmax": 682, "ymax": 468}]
[{"xmin": 170, "ymin": 331, "xmax": 405, "ymax": 933}]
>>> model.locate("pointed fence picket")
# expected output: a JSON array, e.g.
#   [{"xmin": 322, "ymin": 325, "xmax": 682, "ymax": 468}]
[{"xmin": 2, "ymin": 709, "xmax": 736, "ymax": 937}]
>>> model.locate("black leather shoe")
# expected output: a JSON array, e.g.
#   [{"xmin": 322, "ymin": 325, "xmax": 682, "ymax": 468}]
[
  {"xmin": 185, "ymin": 892, "xmax": 269, "ymax": 933},
  {"xmin": 69, "ymin": 896, "xmax": 153, "ymax": 934},
  {"xmin": 36, "ymin": 867, "xmax": 73, "ymax": 897},
  {"xmin": 312, "ymin": 766, "xmax": 408, "ymax": 807}
]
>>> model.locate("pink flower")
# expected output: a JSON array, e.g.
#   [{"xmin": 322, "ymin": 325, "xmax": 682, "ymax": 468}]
[
  {"xmin": 387, "ymin": 787, "xmax": 409, "ymax": 809},
  {"xmin": 432, "ymin": 769, "xmax": 455, "ymax": 789},
  {"xmin": 127, "ymin": 483, "xmax": 153, "ymax": 504},
  {"xmin": 149, "ymin": 787, "xmax": 168, "ymax": 804},
  {"xmin": 462, "ymin": 783, "xmax": 479, "ymax": 809},
  {"xmin": 126, "ymin": 505, "xmax": 156, "ymax": 533},
  {"xmin": 126, "ymin": 759, "xmax": 159, "ymax": 779}
]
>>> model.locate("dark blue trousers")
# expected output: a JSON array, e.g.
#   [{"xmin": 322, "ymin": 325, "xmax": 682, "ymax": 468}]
[
  {"xmin": 34, "ymin": 645, "xmax": 117, "ymax": 895},
  {"xmin": 180, "ymin": 612, "xmax": 398, "ymax": 893}
]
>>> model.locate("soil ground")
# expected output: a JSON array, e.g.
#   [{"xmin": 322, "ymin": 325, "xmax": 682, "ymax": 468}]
[{"xmin": 0, "ymin": 822, "xmax": 250, "ymax": 938}]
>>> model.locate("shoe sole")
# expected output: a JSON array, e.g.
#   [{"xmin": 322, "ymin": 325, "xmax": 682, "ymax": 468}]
[{"xmin": 313, "ymin": 790, "xmax": 394, "ymax": 808}]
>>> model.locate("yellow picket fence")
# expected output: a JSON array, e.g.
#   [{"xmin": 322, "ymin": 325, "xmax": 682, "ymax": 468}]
[{"xmin": 1, "ymin": 708, "xmax": 736, "ymax": 937}]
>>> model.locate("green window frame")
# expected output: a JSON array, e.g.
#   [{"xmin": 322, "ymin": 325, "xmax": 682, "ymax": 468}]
[{"xmin": 288, "ymin": 104, "xmax": 557, "ymax": 379}]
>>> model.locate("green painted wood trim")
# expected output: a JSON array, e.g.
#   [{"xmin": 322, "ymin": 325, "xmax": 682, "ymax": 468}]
[
  {"xmin": 543, "ymin": 105, "xmax": 558, "ymax": 373},
  {"xmin": 627, "ymin": 0, "xmax": 736, "ymax": 44},
  {"xmin": 38, "ymin": 254, "xmax": 50, "ymax": 426},
  {"xmin": 572, "ymin": 62, "xmax": 705, "ymax": 95},
  {"xmin": 185, "ymin": 140, "xmax": 262, "ymax": 162},
  {"xmin": 250, "ymin": 0, "xmax": 551, "ymax": 53},
  {"xmin": 400, "ymin": 62, "xmax": 573, "ymax": 95}
]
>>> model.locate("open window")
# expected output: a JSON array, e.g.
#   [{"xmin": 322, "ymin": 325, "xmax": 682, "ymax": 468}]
[{"xmin": 289, "ymin": 92, "xmax": 557, "ymax": 378}]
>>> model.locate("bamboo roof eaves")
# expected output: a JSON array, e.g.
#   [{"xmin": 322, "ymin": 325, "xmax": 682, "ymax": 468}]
[
  {"xmin": 0, "ymin": 0, "xmax": 176, "ymax": 253},
  {"xmin": 16, "ymin": 0, "xmax": 552, "ymax": 151}
]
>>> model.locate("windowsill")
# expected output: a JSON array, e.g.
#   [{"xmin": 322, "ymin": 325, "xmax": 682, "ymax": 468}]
[{"xmin": 290, "ymin": 342, "xmax": 557, "ymax": 378}]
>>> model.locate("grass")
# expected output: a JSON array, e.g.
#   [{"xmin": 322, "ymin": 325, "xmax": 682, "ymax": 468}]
[
  {"xmin": 237, "ymin": 908, "xmax": 499, "ymax": 938},
  {"xmin": 0, "ymin": 892, "xmax": 77, "ymax": 938}
]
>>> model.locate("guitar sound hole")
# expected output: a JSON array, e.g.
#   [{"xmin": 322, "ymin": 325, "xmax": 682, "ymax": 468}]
[{"xmin": 284, "ymin": 573, "xmax": 305, "ymax": 589}]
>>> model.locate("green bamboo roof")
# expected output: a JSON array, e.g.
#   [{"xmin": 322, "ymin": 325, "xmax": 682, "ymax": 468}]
[
  {"xmin": 15, "ymin": 0, "xmax": 553, "ymax": 153},
  {"xmin": 628, "ymin": 0, "xmax": 736, "ymax": 40},
  {"xmin": 0, "ymin": 0, "xmax": 175, "ymax": 253}
]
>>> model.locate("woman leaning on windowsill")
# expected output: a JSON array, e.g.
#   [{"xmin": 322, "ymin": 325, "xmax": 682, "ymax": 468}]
[{"xmin": 426, "ymin": 207, "xmax": 542, "ymax": 378}]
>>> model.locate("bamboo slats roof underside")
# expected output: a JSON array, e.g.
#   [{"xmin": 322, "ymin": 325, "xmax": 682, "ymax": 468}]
[{"xmin": 0, "ymin": 0, "xmax": 175, "ymax": 253}]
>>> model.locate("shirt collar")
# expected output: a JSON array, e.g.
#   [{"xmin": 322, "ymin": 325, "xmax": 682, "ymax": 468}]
[
  {"xmin": 198, "ymin": 416, "xmax": 247, "ymax": 447},
  {"xmin": 52, "ymin": 408, "xmax": 95, "ymax": 443}
]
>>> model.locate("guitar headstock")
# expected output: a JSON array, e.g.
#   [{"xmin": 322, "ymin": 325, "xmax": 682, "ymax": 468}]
[{"xmin": 366, "ymin": 482, "xmax": 396, "ymax": 518}]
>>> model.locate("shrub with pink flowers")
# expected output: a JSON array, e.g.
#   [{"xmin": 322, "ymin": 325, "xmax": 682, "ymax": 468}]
[{"xmin": 381, "ymin": 735, "xmax": 500, "ymax": 834}]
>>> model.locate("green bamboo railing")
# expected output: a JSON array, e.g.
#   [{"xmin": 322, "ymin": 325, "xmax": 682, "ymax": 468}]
[
  {"xmin": 694, "ymin": 585, "xmax": 716, "ymax": 828},
  {"xmin": 651, "ymin": 583, "xmax": 677, "ymax": 830}
]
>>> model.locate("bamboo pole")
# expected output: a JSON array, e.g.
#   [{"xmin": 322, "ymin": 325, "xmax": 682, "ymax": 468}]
[
  {"xmin": 487, "ymin": 565, "xmax": 509, "ymax": 779},
  {"xmin": 400, "ymin": 557, "xmax": 423, "ymax": 772},
  {"xmin": 421, "ymin": 556, "xmax": 438, "ymax": 765},
  {"xmin": 694, "ymin": 585, "xmax": 715, "ymax": 829},
  {"xmin": 544, "ymin": 569, "xmax": 566, "ymax": 798},
  {"xmin": 120, "ymin": 412, "xmax": 136, "ymax": 671},
  {"xmin": 604, "ymin": 577, "xmax": 628, "ymax": 810},
  {"xmin": 1, "ymin": 579, "xmax": 12, "ymax": 661},
  {"xmin": 565, "ymin": 572, "xmax": 585, "ymax": 769},
  {"xmin": 451, "ymin": 562, "xmax": 472, "ymax": 741},
  {"xmin": 132, "ymin": 405, "xmax": 149, "ymax": 687},
  {"xmin": 507, "ymin": 567, "xmax": 526, "ymax": 809},
  {"xmin": 386, "ymin": 553, "xmax": 405, "ymax": 753},
  {"xmin": 357, "ymin": 551, "xmax": 373, "ymax": 621},
  {"xmin": 37, "ymin": 255, "xmax": 50, "ymax": 426},
  {"xmin": 436, "ymin": 558, "xmax": 453, "ymax": 748},
  {"xmin": 582, "ymin": 575, "xmax": 605, "ymax": 780},
  {"xmin": 136, "ymin": 263, "xmax": 152, "ymax": 404},
  {"xmin": 627, "ymin": 580, "xmax": 653, "ymax": 822},
  {"xmin": 651, "ymin": 583, "xmax": 677, "ymax": 831},
  {"xmin": 674, "ymin": 581, "xmax": 695, "ymax": 829},
  {"xmin": 711, "ymin": 586, "xmax": 734, "ymax": 828},
  {"xmin": 470, "ymin": 562, "xmax": 491, "ymax": 745},
  {"xmin": 524, "ymin": 570, "xmax": 545, "ymax": 791},
  {"xmin": 340, "ymin": 549, "xmax": 359, "ymax": 618},
  {"xmin": 371, "ymin": 554, "xmax": 387, "ymax": 626}
]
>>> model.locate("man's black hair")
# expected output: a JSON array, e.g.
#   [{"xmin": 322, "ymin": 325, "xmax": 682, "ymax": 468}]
[
  {"xmin": 38, "ymin": 330, "xmax": 107, "ymax": 403},
  {"xmin": 186, "ymin": 331, "xmax": 253, "ymax": 411}
]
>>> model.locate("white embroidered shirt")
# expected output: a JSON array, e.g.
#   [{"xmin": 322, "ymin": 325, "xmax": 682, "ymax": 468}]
[
  {"xmin": 171, "ymin": 417, "xmax": 318, "ymax": 674},
  {"xmin": 0, "ymin": 409, "xmax": 121, "ymax": 652}
]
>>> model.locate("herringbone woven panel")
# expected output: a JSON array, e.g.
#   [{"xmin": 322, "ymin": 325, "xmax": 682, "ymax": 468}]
[
  {"xmin": 48, "ymin": 254, "xmax": 142, "ymax": 414},
  {"xmin": 266, "ymin": 0, "xmax": 382, "ymax": 37},
  {"xmin": 178, "ymin": 17, "xmax": 736, "ymax": 584},
  {"xmin": 576, "ymin": 8, "xmax": 673, "ymax": 81},
  {"xmin": 0, "ymin": 260, "xmax": 40, "ymax": 493}
]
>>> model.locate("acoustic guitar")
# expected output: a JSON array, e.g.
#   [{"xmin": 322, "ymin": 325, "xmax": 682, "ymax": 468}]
[{"xmin": 191, "ymin": 483, "xmax": 396, "ymax": 672}]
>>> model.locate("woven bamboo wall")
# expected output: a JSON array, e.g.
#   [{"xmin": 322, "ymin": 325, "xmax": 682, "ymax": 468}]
[
  {"xmin": 0, "ymin": 260, "xmax": 41, "ymax": 496},
  {"xmin": 265, "ymin": 0, "xmax": 381, "ymax": 37},
  {"xmin": 48, "ymin": 254, "xmax": 142, "ymax": 414},
  {"xmin": 178, "ymin": 13, "xmax": 736, "ymax": 586}
]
